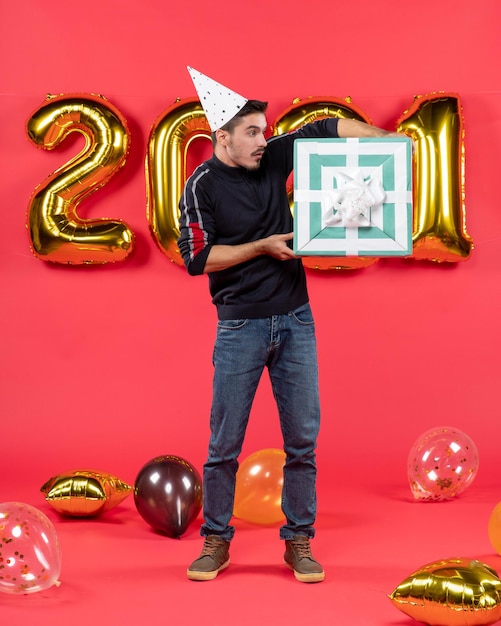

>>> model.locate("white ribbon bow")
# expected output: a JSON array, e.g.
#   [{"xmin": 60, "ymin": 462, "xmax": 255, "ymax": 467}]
[{"xmin": 322, "ymin": 168, "xmax": 386, "ymax": 228}]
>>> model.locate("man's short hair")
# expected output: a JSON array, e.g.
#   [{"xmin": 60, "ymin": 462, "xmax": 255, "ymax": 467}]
[{"xmin": 212, "ymin": 100, "xmax": 268, "ymax": 142}]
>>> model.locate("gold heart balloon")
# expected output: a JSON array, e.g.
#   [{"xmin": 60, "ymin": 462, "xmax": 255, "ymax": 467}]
[
  {"xmin": 41, "ymin": 470, "xmax": 132, "ymax": 517},
  {"xmin": 389, "ymin": 558, "xmax": 501, "ymax": 626}
]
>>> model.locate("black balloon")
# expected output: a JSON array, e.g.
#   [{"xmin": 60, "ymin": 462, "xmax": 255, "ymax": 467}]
[{"xmin": 134, "ymin": 455, "xmax": 202, "ymax": 538}]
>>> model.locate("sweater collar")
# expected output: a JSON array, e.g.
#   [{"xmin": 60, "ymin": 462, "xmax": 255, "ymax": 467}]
[{"xmin": 208, "ymin": 154, "xmax": 260, "ymax": 179}]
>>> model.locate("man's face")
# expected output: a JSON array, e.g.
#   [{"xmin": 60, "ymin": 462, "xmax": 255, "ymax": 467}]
[{"xmin": 216, "ymin": 113, "xmax": 268, "ymax": 170}]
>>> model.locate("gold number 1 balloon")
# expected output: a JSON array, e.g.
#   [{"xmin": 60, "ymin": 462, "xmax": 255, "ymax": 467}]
[
  {"xmin": 26, "ymin": 93, "xmax": 134, "ymax": 264},
  {"xmin": 397, "ymin": 92, "xmax": 473, "ymax": 262}
]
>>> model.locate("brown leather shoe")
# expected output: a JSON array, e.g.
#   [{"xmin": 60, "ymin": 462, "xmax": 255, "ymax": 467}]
[
  {"xmin": 187, "ymin": 535, "xmax": 230, "ymax": 581},
  {"xmin": 284, "ymin": 535, "xmax": 325, "ymax": 583}
]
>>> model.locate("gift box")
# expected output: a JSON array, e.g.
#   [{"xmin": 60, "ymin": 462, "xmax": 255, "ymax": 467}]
[{"xmin": 293, "ymin": 137, "xmax": 413, "ymax": 257}]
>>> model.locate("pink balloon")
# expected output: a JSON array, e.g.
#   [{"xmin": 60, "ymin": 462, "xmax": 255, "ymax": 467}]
[{"xmin": 0, "ymin": 502, "xmax": 62, "ymax": 594}]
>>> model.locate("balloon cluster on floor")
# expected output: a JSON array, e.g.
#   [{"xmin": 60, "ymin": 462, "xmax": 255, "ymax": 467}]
[
  {"xmin": 0, "ymin": 448, "xmax": 284, "ymax": 595},
  {"xmin": 5, "ymin": 430, "xmax": 501, "ymax": 619},
  {"xmin": 388, "ymin": 426, "xmax": 501, "ymax": 625}
]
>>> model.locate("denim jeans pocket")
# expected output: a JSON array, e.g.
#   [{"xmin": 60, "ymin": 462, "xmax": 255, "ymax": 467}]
[{"xmin": 289, "ymin": 304, "xmax": 314, "ymax": 326}]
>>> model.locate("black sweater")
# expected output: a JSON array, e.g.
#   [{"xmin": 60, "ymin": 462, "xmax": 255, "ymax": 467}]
[{"xmin": 177, "ymin": 117, "xmax": 340, "ymax": 320}]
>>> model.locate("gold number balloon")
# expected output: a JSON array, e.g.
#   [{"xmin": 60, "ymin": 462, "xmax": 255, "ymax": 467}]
[
  {"xmin": 389, "ymin": 558, "xmax": 501, "ymax": 626},
  {"xmin": 146, "ymin": 94, "xmax": 472, "ymax": 270},
  {"xmin": 272, "ymin": 96, "xmax": 378, "ymax": 271},
  {"xmin": 26, "ymin": 93, "xmax": 134, "ymax": 264},
  {"xmin": 146, "ymin": 97, "xmax": 211, "ymax": 266},
  {"xmin": 397, "ymin": 92, "xmax": 473, "ymax": 262}
]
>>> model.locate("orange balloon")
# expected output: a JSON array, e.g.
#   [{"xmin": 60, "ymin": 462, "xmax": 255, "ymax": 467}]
[
  {"xmin": 488, "ymin": 502, "xmax": 501, "ymax": 555},
  {"xmin": 233, "ymin": 448, "xmax": 286, "ymax": 525}
]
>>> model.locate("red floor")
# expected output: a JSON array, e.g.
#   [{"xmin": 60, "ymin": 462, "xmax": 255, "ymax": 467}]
[{"xmin": 2, "ymin": 476, "xmax": 501, "ymax": 626}]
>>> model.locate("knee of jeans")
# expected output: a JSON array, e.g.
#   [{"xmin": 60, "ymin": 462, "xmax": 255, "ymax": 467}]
[
  {"xmin": 284, "ymin": 445, "xmax": 317, "ymax": 464},
  {"xmin": 283, "ymin": 425, "xmax": 319, "ymax": 453},
  {"xmin": 206, "ymin": 447, "xmax": 240, "ymax": 467}
]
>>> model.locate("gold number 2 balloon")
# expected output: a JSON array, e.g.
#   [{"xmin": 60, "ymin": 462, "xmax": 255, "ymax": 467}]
[{"xmin": 26, "ymin": 93, "xmax": 134, "ymax": 264}]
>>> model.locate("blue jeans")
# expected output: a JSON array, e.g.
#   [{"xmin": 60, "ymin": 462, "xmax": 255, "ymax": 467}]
[{"xmin": 201, "ymin": 303, "xmax": 320, "ymax": 541}]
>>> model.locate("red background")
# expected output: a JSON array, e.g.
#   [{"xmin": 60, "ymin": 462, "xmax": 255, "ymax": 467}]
[{"xmin": 1, "ymin": 1, "xmax": 501, "ymax": 624}]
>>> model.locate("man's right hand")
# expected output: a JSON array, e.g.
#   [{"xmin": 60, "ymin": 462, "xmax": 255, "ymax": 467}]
[{"xmin": 257, "ymin": 232, "xmax": 296, "ymax": 261}]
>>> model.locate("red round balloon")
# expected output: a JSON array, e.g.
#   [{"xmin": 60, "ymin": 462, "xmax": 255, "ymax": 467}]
[{"xmin": 134, "ymin": 455, "xmax": 202, "ymax": 538}]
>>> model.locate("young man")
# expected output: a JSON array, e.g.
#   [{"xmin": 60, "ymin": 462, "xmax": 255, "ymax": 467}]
[{"xmin": 178, "ymin": 67, "xmax": 398, "ymax": 583}]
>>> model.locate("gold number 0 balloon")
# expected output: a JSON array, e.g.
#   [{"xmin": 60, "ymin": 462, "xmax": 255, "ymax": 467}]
[
  {"xmin": 26, "ymin": 93, "xmax": 134, "ymax": 264},
  {"xmin": 272, "ymin": 96, "xmax": 378, "ymax": 271},
  {"xmin": 397, "ymin": 92, "xmax": 473, "ymax": 262},
  {"xmin": 146, "ymin": 97, "xmax": 211, "ymax": 266}
]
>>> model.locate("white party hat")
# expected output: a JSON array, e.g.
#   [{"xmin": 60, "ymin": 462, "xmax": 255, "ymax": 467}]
[{"xmin": 187, "ymin": 66, "xmax": 248, "ymax": 132}]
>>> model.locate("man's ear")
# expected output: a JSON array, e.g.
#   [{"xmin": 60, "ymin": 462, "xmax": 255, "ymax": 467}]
[{"xmin": 215, "ymin": 129, "xmax": 228, "ymax": 146}]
